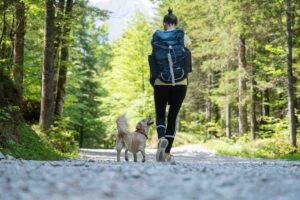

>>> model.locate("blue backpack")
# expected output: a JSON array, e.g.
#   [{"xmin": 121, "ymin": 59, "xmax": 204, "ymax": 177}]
[{"xmin": 149, "ymin": 28, "xmax": 192, "ymax": 86}]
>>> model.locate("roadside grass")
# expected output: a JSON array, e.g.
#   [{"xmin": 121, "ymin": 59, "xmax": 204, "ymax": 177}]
[
  {"xmin": 204, "ymin": 136, "xmax": 300, "ymax": 161},
  {"xmin": 0, "ymin": 123, "xmax": 78, "ymax": 160},
  {"xmin": 173, "ymin": 131, "xmax": 204, "ymax": 147},
  {"xmin": 149, "ymin": 131, "xmax": 203, "ymax": 148},
  {"xmin": 147, "ymin": 127, "xmax": 300, "ymax": 161}
]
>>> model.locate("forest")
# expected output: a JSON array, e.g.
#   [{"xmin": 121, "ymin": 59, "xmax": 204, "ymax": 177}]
[{"xmin": 0, "ymin": 0, "xmax": 300, "ymax": 160}]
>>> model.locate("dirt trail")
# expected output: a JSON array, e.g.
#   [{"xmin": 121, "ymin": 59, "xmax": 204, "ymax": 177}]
[{"xmin": 1, "ymin": 145, "xmax": 300, "ymax": 200}]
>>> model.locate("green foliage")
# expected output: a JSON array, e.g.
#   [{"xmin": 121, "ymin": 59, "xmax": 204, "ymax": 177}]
[
  {"xmin": 206, "ymin": 135, "xmax": 299, "ymax": 160},
  {"xmin": 206, "ymin": 126, "xmax": 299, "ymax": 160},
  {"xmin": 0, "ymin": 106, "xmax": 75, "ymax": 160},
  {"xmin": 204, "ymin": 113, "xmax": 300, "ymax": 159},
  {"xmin": 206, "ymin": 121, "xmax": 224, "ymax": 137},
  {"xmin": 22, "ymin": 0, "xmax": 45, "ymax": 100},
  {"xmin": 257, "ymin": 116, "xmax": 288, "ymax": 139},
  {"xmin": 1, "ymin": 0, "xmax": 300, "ymax": 159},
  {"xmin": 100, "ymin": 13, "xmax": 155, "ymax": 141},
  {"xmin": 168, "ymin": 132, "xmax": 203, "ymax": 147},
  {"xmin": 63, "ymin": 4, "xmax": 111, "ymax": 148},
  {"xmin": 8, "ymin": 123, "xmax": 77, "ymax": 160},
  {"xmin": 37, "ymin": 119, "xmax": 79, "ymax": 154},
  {"xmin": 156, "ymin": 0, "xmax": 299, "ymax": 144}
]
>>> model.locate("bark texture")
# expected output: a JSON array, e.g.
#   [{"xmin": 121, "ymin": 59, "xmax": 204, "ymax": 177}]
[
  {"xmin": 238, "ymin": 36, "xmax": 248, "ymax": 136},
  {"xmin": 13, "ymin": 0, "xmax": 25, "ymax": 103},
  {"xmin": 285, "ymin": 0, "xmax": 297, "ymax": 147},
  {"xmin": 39, "ymin": 0, "xmax": 56, "ymax": 131},
  {"xmin": 54, "ymin": 0, "xmax": 73, "ymax": 116}
]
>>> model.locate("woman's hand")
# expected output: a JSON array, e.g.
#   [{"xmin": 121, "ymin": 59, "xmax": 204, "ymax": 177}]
[{"xmin": 184, "ymin": 35, "xmax": 192, "ymax": 49}]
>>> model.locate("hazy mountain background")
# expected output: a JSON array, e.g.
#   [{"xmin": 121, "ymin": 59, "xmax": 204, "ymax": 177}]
[{"xmin": 89, "ymin": 0, "xmax": 157, "ymax": 41}]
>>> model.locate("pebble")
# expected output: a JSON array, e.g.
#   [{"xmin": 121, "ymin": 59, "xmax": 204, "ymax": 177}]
[{"xmin": 50, "ymin": 162, "xmax": 61, "ymax": 167}]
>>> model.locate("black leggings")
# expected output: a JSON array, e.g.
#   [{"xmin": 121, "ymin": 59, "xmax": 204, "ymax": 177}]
[{"xmin": 154, "ymin": 85, "xmax": 187, "ymax": 153}]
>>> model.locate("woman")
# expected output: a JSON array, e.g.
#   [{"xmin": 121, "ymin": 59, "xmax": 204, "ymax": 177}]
[{"xmin": 150, "ymin": 9, "xmax": 191, "ymax": 162}]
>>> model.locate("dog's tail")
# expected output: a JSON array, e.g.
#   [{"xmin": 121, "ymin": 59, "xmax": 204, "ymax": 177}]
[{"xmin": 117, "ymin": 115, "xmax": 129, "ymax": 137}]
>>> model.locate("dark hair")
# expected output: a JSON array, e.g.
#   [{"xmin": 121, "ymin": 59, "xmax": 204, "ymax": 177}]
[{"xmin": 163, "ymin": 9, "xmax": 178, "ymax": 25}]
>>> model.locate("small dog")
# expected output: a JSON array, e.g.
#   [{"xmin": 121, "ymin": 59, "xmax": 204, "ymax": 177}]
[{"xmin": 116, "ymin": 115, "xmax": 153, "ymax": 162}]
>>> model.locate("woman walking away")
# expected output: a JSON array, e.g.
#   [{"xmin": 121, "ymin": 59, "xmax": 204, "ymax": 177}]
[{"xmin": 149, "ymin": 9, "xmax": 192, "ymax": 162}]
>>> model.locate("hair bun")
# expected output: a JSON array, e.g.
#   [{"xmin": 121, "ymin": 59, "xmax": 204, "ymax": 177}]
[{"xmin": 168, "ymin": 8, "xmax": 173, "ymax": 15}]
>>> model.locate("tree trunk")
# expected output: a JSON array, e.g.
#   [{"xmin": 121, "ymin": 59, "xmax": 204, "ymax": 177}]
[
  {"xmin": 285, "ymin": 0, "xmax": 297, "ymax": 147},
  {"xmin": 1, "ymin": 5, "xmax": 7, "ymax": 60},
  {"xmin": 249, "ymin": 54, "xmax": 257, "ymax": 140},
  {"xmin": 206, "ymin": 74, "xmax": 212, "ymax": 122},
  {"xmin": 54, "ymin": 0, "xmax": 73, "ymax": 116},
  {"xmin": 225, "ymin": 103, "xmax": 231, "ymax": 138},
  {"xmin": 13, "ymin": 0, "xmax": 25, "ymax": 104},
  {"xmin": 39, "ymin": 0, "xmax": 56, "ymax": 131},
  {"xmin": 238, "ymin": 36, "xmax": 248, "ymax": 136},
  {"xmin": 295, "ymin": 1, "xmax": 300, "ymax": 113},
  {"xmin": 79, "ymin": 124, "xmax": 84, "ymax": 148},
  {"xmin": 225, "ymin": 60, "xmax": 231, "ymax": 138},
  {"xmin": 214, "ymin": 105, "xmax": 220, "ymax": 122},
  {"xmin": 53, "ymin": 0, "xmax": 65, "ymax": 107},
  {"xmin": 0, "ymin": 3, "xmax": 7, "ymax": 58},
  {"xmin": 262, "ymin": 89, "xmax": 270, "ymax": 117},
  {"xmin": 79, "ymin": 112, "xmax": 84, "ymax": 148}
]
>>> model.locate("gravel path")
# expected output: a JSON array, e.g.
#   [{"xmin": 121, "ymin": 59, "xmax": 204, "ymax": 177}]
[{"xmin": 1, "ymin": 145, "xmax": 300, "ymax": 200}]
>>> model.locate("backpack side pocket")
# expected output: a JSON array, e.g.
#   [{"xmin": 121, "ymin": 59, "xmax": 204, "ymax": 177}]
[
  {"xmin": 185, "ymin": 48, "xmax": 192, "ymax": 73},
  {"xmin": 148, "ymin": 54, "xmax": 158, "ymax": 78}
]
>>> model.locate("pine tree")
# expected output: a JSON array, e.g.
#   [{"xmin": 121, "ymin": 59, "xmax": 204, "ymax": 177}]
[{"xmin": 64, "ymin": 6, "xmax": 110, "ymax": 148}]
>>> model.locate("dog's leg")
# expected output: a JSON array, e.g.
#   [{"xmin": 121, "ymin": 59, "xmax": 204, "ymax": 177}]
[
  {"xmin": 125, "ymin": 149, "xmax": 129, "ymax": 161},
  {"xmin": 133, "ymin": 153, "xmax": 137, "ymax": 162},
  {"xmin": 117, "ymin": 149, "xmax": 121, "ymax": 162},
  {"xmin": 140, "ymin": 150, "xmax": 146, "ymax": 162}
]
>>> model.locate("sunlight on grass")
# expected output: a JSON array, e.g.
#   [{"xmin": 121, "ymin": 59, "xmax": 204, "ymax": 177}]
[{"xmin": 204, "ymin": 137, "xmax": 300, "ymax": 160}]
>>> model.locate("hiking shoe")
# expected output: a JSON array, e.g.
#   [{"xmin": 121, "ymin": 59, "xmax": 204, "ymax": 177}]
[
  {"xmin": 164, "ymin": 153, "xmax": 176, "ymax": 164},
  {"xmin": 156, "ymin": 137, "xmax": 168, "ymax": 162}
]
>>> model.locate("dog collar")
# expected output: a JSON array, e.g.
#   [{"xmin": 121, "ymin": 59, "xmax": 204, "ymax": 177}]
[{"xmin": 135, "ymin": 129, "xmax": 148, "ymax": 139}]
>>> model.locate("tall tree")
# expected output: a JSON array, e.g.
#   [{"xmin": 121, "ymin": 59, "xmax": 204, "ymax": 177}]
[
  {"xmin": 249, "ymin": 49, "xmax": 257, "ymax": 140},
  {"xmin": 39, "ymin": 0, "xmax": 56, "ymax": 131},
  {"xmin": 53, "ymin": 0, "xmax": 65, "ymax": 106},
  {"xmin": 225, "ymin": 60, "xmax": 232, "ymax": 138},
  {"xmin": 262, "ymin": 89, "xmax": 270, "ymax": 117},
  {"xmin": 13, "ymin": 0, "xmax": 25, "ymax": 103},
  {"xmin": 238, "ymin": 36, "xmax": 248, "ymax": 136},
  {"xmin": 64, "ymin": 3, "xmax": 110, "ymax": 148},
  {"xmin": 285, "ymin": 0, "xmax": 297, "ymax": 147},
  {"xmin": 54, "ymin": 0, "xmax": 73, "ymax": 116}
]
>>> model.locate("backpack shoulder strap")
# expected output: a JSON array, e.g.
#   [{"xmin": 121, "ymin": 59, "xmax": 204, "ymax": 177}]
[{"xmin": 151, "ymin": 30, "xmax": 160, "ymax": 46}]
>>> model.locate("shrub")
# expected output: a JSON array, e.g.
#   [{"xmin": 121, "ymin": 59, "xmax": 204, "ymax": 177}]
[{"xmin": 34, "ymin": 118, "xmax": 79, "ymax": 154}]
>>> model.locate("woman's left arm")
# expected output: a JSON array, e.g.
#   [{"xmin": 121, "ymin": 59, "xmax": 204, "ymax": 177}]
[{"xmin": 184, "ymin": 35, "xmax": 192, "ymax": 49}]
